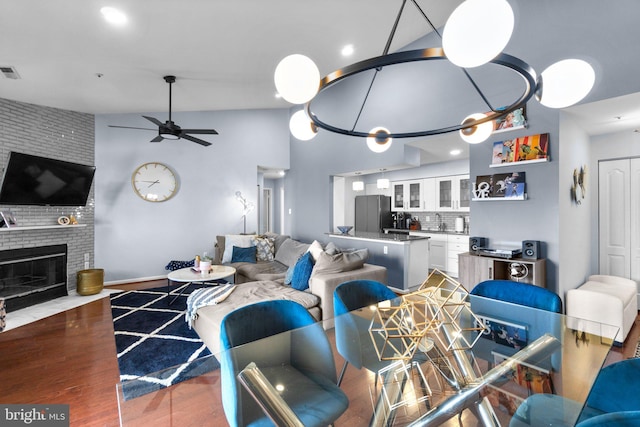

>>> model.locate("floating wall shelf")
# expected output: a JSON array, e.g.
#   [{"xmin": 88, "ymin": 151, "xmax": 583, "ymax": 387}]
[{"xmin": 0, "ymin": 224, "xmax": 87, "ymax": 232}]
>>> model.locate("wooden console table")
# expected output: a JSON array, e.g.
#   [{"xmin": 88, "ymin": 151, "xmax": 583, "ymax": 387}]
[{"xmin": 458, "ymin": 252, "xmax": 546, "ymax": 291}]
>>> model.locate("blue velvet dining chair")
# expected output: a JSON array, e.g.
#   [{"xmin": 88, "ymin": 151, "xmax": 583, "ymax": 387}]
[
  {"xmin": 333, "ymin": 279, "xmax": 399, "ymax": 386},
  {"xmin": 470, "ymin": 279, "xmax": 563, "ymax": 313},
  {"xmin": 219, "ymin": 299, "xmax": 349, "ymax": 427}
]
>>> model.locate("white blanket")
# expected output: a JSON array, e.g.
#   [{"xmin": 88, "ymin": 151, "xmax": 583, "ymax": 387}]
[{"xmin": 185, "ymin": 284, "xmax": 236, "ymax": 328}]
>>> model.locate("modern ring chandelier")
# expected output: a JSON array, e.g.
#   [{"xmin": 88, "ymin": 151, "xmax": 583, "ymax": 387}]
[{"xmin": 274, "ymin": 0, "xmax": 595, "ymax": 152}]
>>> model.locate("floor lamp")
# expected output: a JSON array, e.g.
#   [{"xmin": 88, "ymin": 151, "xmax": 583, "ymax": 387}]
[{"xmin": 235, "ymin": 191, "xmax": 255, "ymax": 234}]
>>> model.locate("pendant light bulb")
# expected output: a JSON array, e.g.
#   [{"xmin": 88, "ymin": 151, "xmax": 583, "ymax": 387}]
[
  {"xmin": 460, "ymin": 113, "xmax": 493, "ymax": 144},
  {"xmin": 443, "ymin": 0, "xmax": 514, "ymax": 68},
  {"xmin": 366, "ymin": 127, "xmax": 393, "ymax": 153},
  {"xmin": 289, "ymin": 110, "xmax": 317, "ymax": 140},
  {"xmin": 274, "ymin": 54, "xmax": 320, "ymax": 104},
  {"xmin": 537, "ymin": 59, "xmax": 595, "ymax": 108}
]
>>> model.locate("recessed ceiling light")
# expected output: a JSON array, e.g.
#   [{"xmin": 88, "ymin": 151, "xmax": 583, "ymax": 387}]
[
  {"xmin": 450, "ymin": 149, "xmax": 462, "ymax": 156},
  {"xmin": 100, "ymin": 7, "xmax": 127, "ymax": 25},
  {"xmin": 341, "ymin": 44, "xmax": 354, "ymax": 56}
]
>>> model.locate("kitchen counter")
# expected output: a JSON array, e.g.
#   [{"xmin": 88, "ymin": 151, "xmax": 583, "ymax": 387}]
[
  {"xmin": 383, "ymin": 228, "xmax": 469, "ymax": 236},
  {"xmin": 327, "ymin": 231, "xmax": 428, "ymax": 244}
]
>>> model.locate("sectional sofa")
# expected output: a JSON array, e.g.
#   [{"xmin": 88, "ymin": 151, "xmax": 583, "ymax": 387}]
[{"xmin": 191, "ymin": 232, "xmax": 387, "ymax": 354}]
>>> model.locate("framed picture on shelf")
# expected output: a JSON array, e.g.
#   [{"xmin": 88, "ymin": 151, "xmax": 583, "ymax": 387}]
[
  {"xmin": 0, "ymin": 211, "xmax": 18, "ymax": 228},
  {"xmin": 491, "ymin": 133, "xmax": 550, "ymax": 167},
  {"xmin": 492, "ymin": 106, "xmax": 527, "ymax": 134},
  {"xmin": 492, "ymin": 351, "xmax": 554, "ymax": 395}
]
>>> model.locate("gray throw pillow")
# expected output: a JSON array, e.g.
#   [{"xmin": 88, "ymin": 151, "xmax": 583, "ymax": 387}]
[
  {"xmin": 312, "ymin": 249, "xmax": 369, "ymax": 275},
  {"xmin": 274, "ymin": 238, "xmax": 310, "ymax": 267},
  {"xmin": 324, "ymin": 241, "xmax": 341, "ymax": 255}
]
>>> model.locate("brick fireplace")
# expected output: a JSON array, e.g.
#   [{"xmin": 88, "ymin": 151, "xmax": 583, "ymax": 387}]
[{"xmin": 0, "ymin": 245, "xmax": 68, "ymax": 313}]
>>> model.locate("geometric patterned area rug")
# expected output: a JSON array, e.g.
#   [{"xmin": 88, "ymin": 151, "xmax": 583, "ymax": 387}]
[{"xmin": 110, "ymin": 284, "xmax": 219, "ymax": 400}]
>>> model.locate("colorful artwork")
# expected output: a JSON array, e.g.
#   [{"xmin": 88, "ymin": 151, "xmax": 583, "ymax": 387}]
[
  {"xmin": 493, "ymin": 106, "xmax": 527, "ymax": 134},
  {"xmin": 492, "ymin": 352, "xmax": 554, "ymax": 396},
  {"xmin": 491, "ymin": 133, "xmax": 550, "ymax": 166}
]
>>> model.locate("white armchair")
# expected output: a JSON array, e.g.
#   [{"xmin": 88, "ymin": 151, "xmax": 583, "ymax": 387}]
[{"xmin": 566, "ymin": 275, "xmax": 638, "ymax": 345}]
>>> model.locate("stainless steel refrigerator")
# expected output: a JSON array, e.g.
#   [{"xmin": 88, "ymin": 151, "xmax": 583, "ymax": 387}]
[{"xmin": 355, "ymin": 195, "xmax": 392, "ymax": 232}]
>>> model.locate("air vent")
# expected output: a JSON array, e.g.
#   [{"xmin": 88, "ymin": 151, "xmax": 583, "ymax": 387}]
[{"xmin": 0, "ymin": 66, "xmax": 21, "ymax": 79}]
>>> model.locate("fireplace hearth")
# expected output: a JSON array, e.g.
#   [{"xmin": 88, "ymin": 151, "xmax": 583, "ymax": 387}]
[{"xmin": 0, "ymin": 245, "xmax": 68, "ymax": 313}]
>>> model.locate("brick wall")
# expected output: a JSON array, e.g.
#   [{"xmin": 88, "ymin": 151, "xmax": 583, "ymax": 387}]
[{"xmin": 0, "ymin": 98, "xmax": 95, "ymax": 291}]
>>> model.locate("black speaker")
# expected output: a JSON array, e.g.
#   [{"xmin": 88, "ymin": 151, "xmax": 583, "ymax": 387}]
[
  {"xmin": 522, "ymin": 240, "xmax": 541, "ymax": 259},
  {"xmin": 470, "ymin": 237, "xmax": 488, "ymax": 254}
]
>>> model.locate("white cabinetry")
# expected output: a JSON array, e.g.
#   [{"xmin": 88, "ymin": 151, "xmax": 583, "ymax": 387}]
[
  {"xmin": 392, "ymin": 180, "xmax": 430, "ymax": 212},
  {"xmin": 435, "ymin": 174, "xmax": 470, "ymax": 212},
  {"xmin": 447, "ymin": 234, "xmax": 469, "ymax": 277}
]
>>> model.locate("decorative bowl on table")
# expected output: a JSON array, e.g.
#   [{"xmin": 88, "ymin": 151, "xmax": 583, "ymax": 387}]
[{"xmin": 337, "ymin": 226, "xmax": 353, "ymax": 235}]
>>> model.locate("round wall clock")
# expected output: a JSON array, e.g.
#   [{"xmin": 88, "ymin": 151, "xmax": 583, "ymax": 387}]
[{"xmin": 131, "ymin": 162, "xmax": 178, "ymax": 202}]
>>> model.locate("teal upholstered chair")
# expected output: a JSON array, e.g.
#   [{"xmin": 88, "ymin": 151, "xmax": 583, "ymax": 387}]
[
  {"xmin": 470, "ymin": 280, "xmax": 563, "ymax": 313},
  {"xmin": 333, "ymin": 279, "xmax": 399, "ymax": 385},
  {"xmin": 219, "ymin": 300, "xmax": 349, "ymax": 427}
]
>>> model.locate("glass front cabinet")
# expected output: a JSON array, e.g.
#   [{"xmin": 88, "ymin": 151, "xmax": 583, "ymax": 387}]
[
  {"xmin": 391, "ymin": 179, "xmax": 435, "ymax": 212},
  {"xmin": 435, "ymin": 174, "xmax": 470, "ymax": 212}
]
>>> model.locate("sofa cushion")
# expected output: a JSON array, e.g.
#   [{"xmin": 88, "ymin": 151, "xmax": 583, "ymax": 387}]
[
  {"xmin": 222, "ymin": 234, "xmax": 255, "ymax": 264},
  {"xmin": 274, "ymin": 238, "xmax": 310, "ymax": 267},
  {"xmin": 231, "ymin": 245, "xmax": 257, "ymax": 263},
  {"xmin": 254, "ymin": 235, "xmax": 275, "ymax": 261},
  {"xmin": 234, "ymin": 260, "xmax": 288, "ymax": 281},
  {"xmin": 312, "ymin": 249, "xmax": 369, "ymax": 275},
  {"xmin": 264, "ymin": 232, "xmax": 290, "ymax": 253},
  {"xmin": 291, "ymin": 251, "xmax": 314, "ymax": 291},
  {"xmin": 324, "ymin": 241, "xmax": 341, "ymax": 255}
]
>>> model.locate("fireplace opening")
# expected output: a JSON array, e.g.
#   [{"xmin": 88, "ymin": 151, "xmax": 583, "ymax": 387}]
[{"xmin": 0, "ymin": 245, "xmax": 68, "ymax": 313}]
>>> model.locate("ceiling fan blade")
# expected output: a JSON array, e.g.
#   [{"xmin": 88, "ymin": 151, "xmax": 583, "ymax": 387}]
[
  {"xmin": 180, "ymin": 128, "xmax": 219, "ymax": 135},
  {"xmin": 150, "ymin": 135, "xmax": 164, "ymax": 143},
  {"xmin": 143, "ymin": 115, "xmax": 164, "ymax": 127},
  {"xmin": 181, "ymin": 134, "xmax": 212, "ymax": 147},
  {"xmin": 108, "ymin": 125, "xmax": 155, "ymax": 131}
]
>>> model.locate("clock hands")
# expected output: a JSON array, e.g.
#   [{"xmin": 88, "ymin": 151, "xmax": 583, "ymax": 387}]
[{"xmin": 138, "ymin": 180, "xmax": 160, "ymax": 187}]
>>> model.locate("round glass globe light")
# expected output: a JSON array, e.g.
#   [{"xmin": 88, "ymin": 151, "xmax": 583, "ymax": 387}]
[
  {"xmin": 289, "ymin": 110, "xmax": 317, "ymax": 140},
  {"xmin": 443, "ymin": 0, "xmax": 514, "ymax": 68},
  {"xmin": 459, "ymin": 113, "xmax": 493, "ymax": 144},
  {"xmin": 274, "ymin": 54, "xmax": 320, "ymax": 104},
  {"xmin": 537, "ymin": 59, "xmax": 595, "ymax": 108},
  {"xmin": 366, "ymin": 127, "xmax": 393, "ymax": 153}
]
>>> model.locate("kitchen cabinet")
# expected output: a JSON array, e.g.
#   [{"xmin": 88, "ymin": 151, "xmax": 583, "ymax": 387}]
[
  {"xmin": 392, "ymin": 180, "xmax": 424, "ymax": 212},
  {"xmin": 435, "ymin": 174, "xmax": 470, "ymax": 212},
  {"xmin": 458, "ymin": 252, "xmax": 546, "ymax": 291},
  {"xmin": 446, "ymin": 234, "xmax": 469, "ymax": 277}
]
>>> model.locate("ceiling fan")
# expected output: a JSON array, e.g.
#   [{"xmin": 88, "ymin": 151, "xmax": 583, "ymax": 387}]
[{"xmin": 109, "ymin": 75, "xmax": 218, "ymax": 146}]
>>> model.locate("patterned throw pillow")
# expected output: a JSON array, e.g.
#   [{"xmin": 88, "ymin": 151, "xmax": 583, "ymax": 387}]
[{"xmin": 254, "ymin": 236, "xmax": 275, "ymax": 262}]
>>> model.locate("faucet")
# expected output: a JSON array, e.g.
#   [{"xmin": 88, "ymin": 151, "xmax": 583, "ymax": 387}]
[{"xmin": 436, "ymin": 213, "xmax": 444, "ymax": 231}]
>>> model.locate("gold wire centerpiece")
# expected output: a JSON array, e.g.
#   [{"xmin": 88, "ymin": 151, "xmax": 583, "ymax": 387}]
[{"xmin": 369, "ymin": 269, "xmax": 487, "ymax": 361}]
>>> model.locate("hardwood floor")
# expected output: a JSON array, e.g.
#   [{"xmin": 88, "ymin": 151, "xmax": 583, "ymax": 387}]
[{"xmin": 0, "ymin": 280, "xmax": 638, "ymax": 427}]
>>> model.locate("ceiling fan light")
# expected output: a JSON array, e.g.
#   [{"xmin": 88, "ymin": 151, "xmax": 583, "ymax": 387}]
[
  {"xmin": 159, "ymin": 131, "xmax": 179, "ymax": 140},
  {"xmin": 460, "ymin": 113, "xmax": 493, "ymax": 144},
  {"xmin": 366, "ymin": 127, "xmax": 393, "ymax": 153},
  {"xmin": 274, "ymin": 54, "xmax": 320, "ymax": 104},
  {"xmin": 537, "ymin": 59, "xmax": 595, "ymax": 108},
  {"xmin": 443, "ymin": 0, "xmax": 514, "ymax": 68},
  {"xmin": 289, "ymin": 110, "xmax": 317, "ymax": 140}
]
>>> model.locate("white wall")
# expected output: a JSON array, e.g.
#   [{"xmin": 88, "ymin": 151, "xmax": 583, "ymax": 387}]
[
  {"xmin": 558, "ymin": 112, "xmax": 592, "ymax": 300},
  {"xmin": 95, "ymin": 108, "xmax": 290, "ymax": 282}
]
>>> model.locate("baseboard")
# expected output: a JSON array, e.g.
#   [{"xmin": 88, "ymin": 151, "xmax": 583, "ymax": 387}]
[{"xmin": 105, "ymin": 275, "xmax": 167, "ymax": 286}]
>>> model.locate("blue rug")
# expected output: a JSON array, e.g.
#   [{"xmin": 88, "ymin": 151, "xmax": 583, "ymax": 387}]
[{"xmin": 110, "ymin": 283, "xmax": 219, "ymax": 400}]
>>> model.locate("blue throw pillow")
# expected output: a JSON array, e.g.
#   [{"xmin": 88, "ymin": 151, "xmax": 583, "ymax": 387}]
[
  {"xmin": 290, "ymin": 251, "xmax": 314, "ymax": 291},
  {"xmin": 284, "ymin": 264, "xmax": 295, "ymax": 285},
  {"xmin": 231, "ymin": 245, "xmax": 257, "ymax": 263}
]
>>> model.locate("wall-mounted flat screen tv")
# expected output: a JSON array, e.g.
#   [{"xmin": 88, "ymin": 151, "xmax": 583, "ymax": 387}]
[{"xmin": 0, "ymin": 152, "xmax": 96, "ymax": 206}]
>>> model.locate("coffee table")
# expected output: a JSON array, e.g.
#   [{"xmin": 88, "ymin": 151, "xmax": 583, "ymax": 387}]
[{"xmin": 166, "ymin": 265, "xmax": 236, "ymax": 305}]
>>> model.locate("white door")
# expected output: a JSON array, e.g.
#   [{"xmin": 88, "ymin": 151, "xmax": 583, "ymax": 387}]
[
  {"xmin": 599, "ymin": 159, "xmax": 631, "ymax": 277},
  {"xmin": 631, "ymin": 158, "xmax": 640, "ymax": 282}
]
